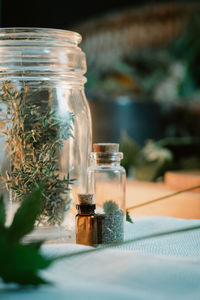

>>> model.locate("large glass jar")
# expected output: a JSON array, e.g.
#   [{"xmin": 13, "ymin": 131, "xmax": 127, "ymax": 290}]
[{"xmin": 0, "ymin": 28, "xmax": 92, "ymax": 241}]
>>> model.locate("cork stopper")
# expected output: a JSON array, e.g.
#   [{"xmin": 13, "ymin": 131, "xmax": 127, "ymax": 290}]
[
  {"xmin": 78, "ymin": 193, "xmax": 94, "ymax": 205},
  {"xmin": 93, "ymin": 143, "xmax": 119, "ymax": 153}
]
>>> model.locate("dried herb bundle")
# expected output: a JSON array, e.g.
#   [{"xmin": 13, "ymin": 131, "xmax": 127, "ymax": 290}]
[{"xmin": 0, "ymin": 82, "xmax": 75, "ymax": 225}]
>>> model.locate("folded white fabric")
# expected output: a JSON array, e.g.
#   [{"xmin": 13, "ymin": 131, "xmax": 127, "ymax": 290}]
[{"xmin": 2, "ymin": 216, "xmax": 200, "ymax": 300}]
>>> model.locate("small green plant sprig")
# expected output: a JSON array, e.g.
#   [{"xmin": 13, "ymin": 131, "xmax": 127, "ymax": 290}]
[
  {"xmin": 126, "ymin": 210, "xmax": 133, "ymax": 223},
  {"xmin": 0, "ymin": 82, "xmax": 75, "ymax": 225},
  {"xmin": 103, "ymin": 200, "xmax": 133, "ymax": 223},
  {"xmin": 103, "ymin": 200, "xmax": 119, "ymax": 214}
]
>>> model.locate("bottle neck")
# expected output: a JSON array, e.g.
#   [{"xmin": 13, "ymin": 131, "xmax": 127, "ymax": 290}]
[
  {"xmin": 90, "ymin": 152, "xmax": 123, "ymax": 166},
  {"xmin": 92, "ymin": 161, "xmax": 121, "ymax": 167},
  {"xmin": 76, "ymin": 204, "xmax": 96, "ymax": 215}
]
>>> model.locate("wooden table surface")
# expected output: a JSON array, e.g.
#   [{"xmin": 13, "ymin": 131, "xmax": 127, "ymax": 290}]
[{"xmin": 127, "ymin": 179, "xmax": 200, "ymax": 219}]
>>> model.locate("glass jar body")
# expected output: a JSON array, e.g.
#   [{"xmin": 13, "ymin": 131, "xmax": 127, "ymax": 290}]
[
  {"xmin": 0, "ymin": 28, "xmax": 91, "ymax": 242},
  {"xmin": 87, "ymin": 160, "xmax": 126, "ymax": 243}
]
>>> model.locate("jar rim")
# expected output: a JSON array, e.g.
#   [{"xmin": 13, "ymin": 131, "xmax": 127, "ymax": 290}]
[
  {"xmin": 0, "ymin": 27, "xmax": 86, "ymax": 82},
  {"xmin": 0, "ymin": 27, "xmax": 82, "ymax": 45}
]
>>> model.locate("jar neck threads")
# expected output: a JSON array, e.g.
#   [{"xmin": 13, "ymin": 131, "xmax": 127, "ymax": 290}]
[{"xmin": 0, "ymin": 28, "xmax": 86, "ymax": 85}]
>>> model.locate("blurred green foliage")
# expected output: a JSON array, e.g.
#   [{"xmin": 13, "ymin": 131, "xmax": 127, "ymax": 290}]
[
  {"xmin": 120, "ymin": 133, "xmax": 200, "ymax": 181},
  {"xmin": 86, "ymin": 12, "xmax": 200, "ymax": 102}
]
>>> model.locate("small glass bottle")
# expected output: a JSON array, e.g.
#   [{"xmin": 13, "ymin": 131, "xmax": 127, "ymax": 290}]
[
  {"xmin": 76, "ymin": 194, "xmax": 98, "ymax": 246},
  {"xmin": 87, "ymin": 143, "xmax": 126, "ymax": 243}
]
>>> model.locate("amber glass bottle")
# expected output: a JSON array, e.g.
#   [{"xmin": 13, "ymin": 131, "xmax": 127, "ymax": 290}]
[{"xmin": 76, "ymin": 194, "xmax": 98, "ymax": 246}]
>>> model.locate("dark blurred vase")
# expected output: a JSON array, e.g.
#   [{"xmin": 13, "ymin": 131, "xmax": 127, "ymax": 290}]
[{"xmin": 89, "ymin": 96, "xmax": 162, "ymax": 146}]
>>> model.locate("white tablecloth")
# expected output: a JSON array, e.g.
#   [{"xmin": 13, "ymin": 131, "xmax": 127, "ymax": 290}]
[{"xmin": 1, "ymin": 216, "xmax": 200, "ymax": 300}]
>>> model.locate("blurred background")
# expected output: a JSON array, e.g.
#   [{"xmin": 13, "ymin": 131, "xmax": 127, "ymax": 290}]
[{"xmin": 1, "ymin": 0, "xmax": 200, "ymax": 183}]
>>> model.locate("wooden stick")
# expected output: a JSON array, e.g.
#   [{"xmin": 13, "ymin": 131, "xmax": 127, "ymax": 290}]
[{"xmin": 127, "ymin": 185, "xmax": 200, "ymax": 211}]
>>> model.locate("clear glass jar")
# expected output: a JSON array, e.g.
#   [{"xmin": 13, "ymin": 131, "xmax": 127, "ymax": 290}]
[
  {"xmin": 87, "ymin": 143, "xmax": 126, "ymax": 243},
  {"xmin": 0, "ymin": 28, "xmax": 92, "ymax": 241}
]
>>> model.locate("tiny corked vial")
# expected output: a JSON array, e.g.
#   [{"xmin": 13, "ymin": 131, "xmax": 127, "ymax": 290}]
[
  {"xmin": 87, "ymin": 143, "xmax": 126, "ymax": 244},
  {"xmin": 76, "ymin": 194, "xmax": 98, "ymax": 246}
]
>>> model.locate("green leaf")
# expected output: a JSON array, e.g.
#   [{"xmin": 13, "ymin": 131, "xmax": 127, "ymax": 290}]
[
  {"xmin": 0, "ymin": 232, "xmax": 7, "ymax": 258},
  {"xmin": 0, "ymin": 242, "xmax": 52, "ymax": 285},
  {"xmin": 0, "ymin": 188, "xmax": 55, "ymax": 286},
  {"xmin": 0, "ymin": 195, "xmax": 6, "ymax": 228},
  {"xmin": 126, "ymin": 210, "xmax": 133, "ymax": 223},
  {"xmin": 6, "ymin": 272, "xmax": 49, "ymax": 286},
  {"xmin": 26, "ymin": 240, "xmax": 44, "ymax": 251},
  {"xmin": 7, "ymin": 185, "xmax": 44, "ymax": 243}
]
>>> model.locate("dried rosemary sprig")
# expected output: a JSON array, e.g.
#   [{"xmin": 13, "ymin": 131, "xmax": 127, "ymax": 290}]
[{"xmin": 0, "ymin": 82, "xmax": 75, "ymax": 225}]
